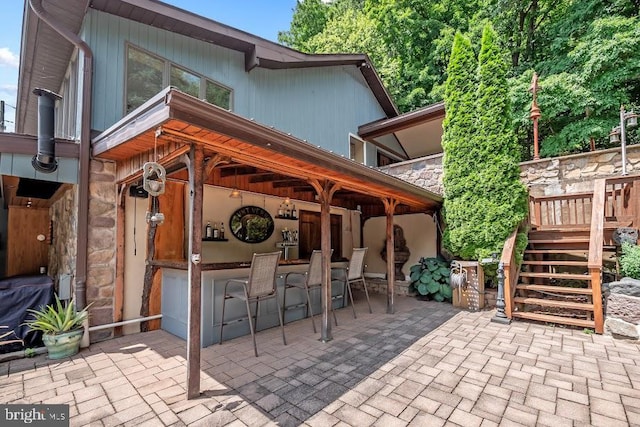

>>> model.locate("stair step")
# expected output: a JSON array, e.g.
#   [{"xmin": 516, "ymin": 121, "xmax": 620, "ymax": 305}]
[
  {"xmin": 519, "ymin": 272, "xmax": 591, "ymax": 280},
  {"xmin": 533, "ymin": 221, "xmax": 631, "ymax": 232},
  {"xmin": 525, "ymin": 249, "xmax": 588, "ymax": 254},
  {"xmin": 512, "ymin": 312, "xmax": 595, "ymax": 328},
  {"xmin": 515, "ymin": 284, "xmax": 593, "ymax": 295},
  {"xmin": 514, "ymin": 297, "xmax": 593, "ymax": 311},
  {"xmin": 528, "ymin": 239, "xmax": 590, "ymax": 244},
  {"xmin": 522, "ymin": 260, "xmax": 588, "ymax": 267}
]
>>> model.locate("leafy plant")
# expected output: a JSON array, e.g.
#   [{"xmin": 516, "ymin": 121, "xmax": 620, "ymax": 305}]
[
  {"xmin": 24, "ymin": 295, "xmax": 89, "ymax": 335},
  {"xmin": 409, "ymin": 257, "xmax": 452, "ymax": 302},
  {"xmin": 620, "ymin": 243, "xmax": 640, "ymax": 280}
]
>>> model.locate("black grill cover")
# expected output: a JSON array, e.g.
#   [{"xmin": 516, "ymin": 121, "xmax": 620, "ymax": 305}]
[{"xmin": 0, "ymin": 275, "xmax": 54, "ymax": 353}]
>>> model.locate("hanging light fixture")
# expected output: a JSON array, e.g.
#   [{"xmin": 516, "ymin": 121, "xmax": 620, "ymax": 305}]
[
  {"xmin": 284, "ymin": 196, "xmax": 291, "ymax": 204},
  {"xmin": 627, "ymin": 112, "xmax": 638, "ymax": 128},
  {"xmin": 609, "ymin": 127, "xmax": 621, "ymax": 144},
  {"xmin": 229, "ymin": 166, "xmax": 241, "ymax": 198}
]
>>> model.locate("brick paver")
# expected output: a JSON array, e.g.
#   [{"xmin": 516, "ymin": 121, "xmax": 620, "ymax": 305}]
[{"xmin": 2, "ymin": 293, "xmax": 640, "ymax": 426}]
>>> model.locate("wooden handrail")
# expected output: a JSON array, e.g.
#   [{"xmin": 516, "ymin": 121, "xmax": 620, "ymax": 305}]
[
  {"xmin": 530, "ymin": 191, "xmax": 594, "ymax": 202},
  {"xmin": 588, "ymin": 178, "xmax": 606, "ymax": 334},
  {"xmin": 500, "ymin": 227, "xmax": 520, "ymax": 319}
]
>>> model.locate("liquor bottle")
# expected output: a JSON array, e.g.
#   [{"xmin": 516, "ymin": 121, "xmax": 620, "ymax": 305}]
[
  {"xmin": 291, "ymin": 204, "xmax": 297, "ymax": 219},
  {"xmin": 278, "ymin": 204, "xmax": 284, "ymax": 217},
  {"xmin": 205, "ymin": 221, "xmax": 213, "ymax": 239},
  {"xmin": 285, "ymin": 204, "xmax": 291, "ymax": 218},
  {"xmin": 220, "ymin": 222, "xmax": 225, "ymax": 239},
  {"xmin": 213, "ymin": 222, "xmax": 219, "ymax": 239}
]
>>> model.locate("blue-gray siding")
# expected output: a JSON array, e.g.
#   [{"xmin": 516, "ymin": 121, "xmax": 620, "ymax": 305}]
[
  {"xmin": 83, "ymin": 10, "xmax": 388, "ymax": 156},
  {"xmin": 0, "ymin": 154, "xmax": 78, "ymax": 184}
]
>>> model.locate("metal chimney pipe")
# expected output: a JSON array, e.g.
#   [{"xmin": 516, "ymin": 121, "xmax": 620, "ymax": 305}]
[{"xmin": 32, "ymin": 87, "xmax": 62, "ymax": 173}]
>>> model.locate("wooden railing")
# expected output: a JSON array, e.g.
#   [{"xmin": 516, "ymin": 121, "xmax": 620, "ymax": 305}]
[
  {"xmin": 529, "ymin": 192, "xmax": 593, "ymax": 228},
  {"xmin": 500, "ymin": 227, "xmax": 521, "ymax": 319}
]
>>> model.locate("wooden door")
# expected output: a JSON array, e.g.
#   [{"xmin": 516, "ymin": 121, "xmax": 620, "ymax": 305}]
[
  {"xmin": 6, "ymin": 206, "xmax": 50, "ymax": 277},
  {"xmin": 299, "ymin": 210, "xmax": 342, "ymax": 260}
]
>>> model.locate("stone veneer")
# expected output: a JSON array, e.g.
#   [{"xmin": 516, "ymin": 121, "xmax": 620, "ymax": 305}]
[
  {"xmin": 604, "ymin": 278, "xmax": 640, "ymax": 339},
  {"xmin": 382, "ymin": 144, "xmax": 640, "ymax": 196},
  {"xmin": 379, "ymin": 153, "xmax": 444, "ymax": 195},
  {"xmin": 49, "ymin": 187, "xmax": 78, "ymax": 285},
  {"xmin": 86, "ymin": 159, "xmax": 118, "ymax": 342}
]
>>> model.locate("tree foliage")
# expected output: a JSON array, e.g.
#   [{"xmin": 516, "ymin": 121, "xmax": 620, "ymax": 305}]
[
  {"xmin": 280, "ymin": 0, "xmax": 640, "ymax": 159},
  {"xmin": 443, "ymin": 24, "xmax": 528, "ymax": 260}
]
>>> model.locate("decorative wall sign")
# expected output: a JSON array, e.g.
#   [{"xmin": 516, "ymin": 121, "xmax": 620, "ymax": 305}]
[{"xmin": 229, "ymin": 206, "xmax": 274, "ymax": 243}]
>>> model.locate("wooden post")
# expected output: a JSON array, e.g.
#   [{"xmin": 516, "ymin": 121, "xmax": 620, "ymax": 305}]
[
  {"xmin": 186, "ymin": 144, "xmax": 204, "ymax": 399},
  {"xmin": 114, "ymin": 184, "xmax": 126, "ymax": 337},
  {"xmin": 309, "ymin": 179, "xmax": 340, "ymax": 342},
  {"xmin": 382, "ymin": 198, "xmax": 398, "ymax": 314}
]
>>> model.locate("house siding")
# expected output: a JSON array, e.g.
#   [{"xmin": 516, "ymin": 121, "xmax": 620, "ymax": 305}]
[{"xmin": 82, "ymin": 9, "xmax": 387, "ymax": 156}]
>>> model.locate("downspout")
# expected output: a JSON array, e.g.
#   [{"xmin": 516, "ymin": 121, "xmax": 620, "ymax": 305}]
[{"xmin": 29, "ymin": 0, "xmax": 92, "ymax": 311}]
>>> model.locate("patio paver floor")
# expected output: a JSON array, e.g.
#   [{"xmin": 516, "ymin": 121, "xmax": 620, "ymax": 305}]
[{"xmin": 2, "ymin": 293, "xmax": 640, "ymax": 426}]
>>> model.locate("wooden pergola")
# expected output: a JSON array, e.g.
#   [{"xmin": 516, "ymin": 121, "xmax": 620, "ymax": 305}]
[{"xmin": 92, "ymin": 88, "xmax": 442, "ymax": 398}]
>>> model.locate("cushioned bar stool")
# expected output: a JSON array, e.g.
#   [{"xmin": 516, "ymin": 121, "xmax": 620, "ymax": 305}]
[{"xmin": 219, "ymin": 251, "xmax": 286, "ymax": 357}]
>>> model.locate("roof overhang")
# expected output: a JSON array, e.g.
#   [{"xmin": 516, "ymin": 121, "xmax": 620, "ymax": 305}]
[
  {"xmin": 92, "ymin": 88, "xmax": 441, "ymax": 215},
  {"xmin": 359, "ymin": 102, "xmax": 445, "ymax": 159},
  {"xmin": 0, "ymin": 133, "xmax": 79, "ymax": 158}
]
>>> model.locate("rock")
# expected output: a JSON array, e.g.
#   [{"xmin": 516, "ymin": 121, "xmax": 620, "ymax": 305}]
[
  {"xmin": 606, "ymin": 293, "xmax": 640, "ymax": 324},
  {"xmin": 605, "ymin": 278, "xmax": 640, "ymax": 297},
  {"xmin": 605, "ymin": 317, "xmax": 639, "ymax": 339}
]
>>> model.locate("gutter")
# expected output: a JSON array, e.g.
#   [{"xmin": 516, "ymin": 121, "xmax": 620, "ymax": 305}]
[{"xmin": 29, "ymin": 0, "xmax": 92, "ymax": 311}]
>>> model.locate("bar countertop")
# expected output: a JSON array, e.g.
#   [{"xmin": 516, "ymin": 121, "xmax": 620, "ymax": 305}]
[{"xmin": 151, "ymin": 258, "xmax": 347, "ymax": 271}]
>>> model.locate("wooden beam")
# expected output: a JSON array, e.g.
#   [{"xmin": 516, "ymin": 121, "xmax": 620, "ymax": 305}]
[
  {"xmin": 204, "ymin": 154, "xmax": 231, "ymax": 178},
  {"xmin": 309, "ymin": 179, "xmax": 341, "ymax": 342},
  {"xmin": 187, "ymin": 144, "xmax": 204, "ymax": 399},
  {"xmin": 114, "ymin": 184, "xmax": 127, "ymax": 337},
  {"xmin": 382, "ymin": 198, "xmax": 398, "ymax": 314},
  {"xmin": 272, "ymin": 179, "xmax": 309, "ymax": 188}
]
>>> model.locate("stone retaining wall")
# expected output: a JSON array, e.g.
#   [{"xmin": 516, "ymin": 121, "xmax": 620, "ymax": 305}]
[
  {"xmin": 381, "ymin": 144, "xmax": 640, "ymax": 197},
  {"xmin": 604, "ymin": 278, "xmax": 640, "ymax": 339}
]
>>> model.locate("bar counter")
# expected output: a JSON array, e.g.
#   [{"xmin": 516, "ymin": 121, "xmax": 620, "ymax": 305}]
[{"xmin": 155, "ymin": 258, "xmax": 348, "ymax": 347}]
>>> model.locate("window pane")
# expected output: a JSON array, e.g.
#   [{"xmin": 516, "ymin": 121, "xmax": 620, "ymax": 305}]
[
  {"xmin": 126, "ymin": 48, "xmax": 164, "ymax": 113},
  {"xmin": 170, "ymin": 65, "xmax": 200, "ymax": 98},
  {"xmin": 205, "ymin": 80, "xmax": 231, "ymax": 110}
]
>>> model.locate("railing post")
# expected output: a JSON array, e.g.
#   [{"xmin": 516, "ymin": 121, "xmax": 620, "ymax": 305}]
[{"xmin": 492, "ymin": 261, "xmax": 511, "ymax": 325}]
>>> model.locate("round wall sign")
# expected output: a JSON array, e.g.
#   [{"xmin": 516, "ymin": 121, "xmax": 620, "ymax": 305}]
[{"xmin": 229, "ymin": 206, "xmax": 274, "ymax": 243}]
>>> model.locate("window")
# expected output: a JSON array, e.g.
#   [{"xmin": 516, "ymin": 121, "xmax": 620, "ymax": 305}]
[
  {"xmin": 377, "ymin": 151, "xmax": 399, "ymax": 167},
  {"xmin": 126, "ymin": 45, "xmax": 233, "ymax": 113},
  {"xmin": 170, "ymin": 65, "xmax": 200, "ymax": 98},
  {"xmin": 126, "ymin": 47, "xmax": 164, "ymax": 113},
  {"xmin": 206, "ymin": 80, "xmax": 231, "ymax": 110}
]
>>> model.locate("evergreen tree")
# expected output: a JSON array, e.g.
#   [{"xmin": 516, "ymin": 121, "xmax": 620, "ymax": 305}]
[{"xmin": 443, "ymin": 24, "xmax": 528, "ymax": 260}]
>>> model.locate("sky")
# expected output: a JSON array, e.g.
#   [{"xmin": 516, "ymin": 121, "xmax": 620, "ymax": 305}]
[{"xmin": 0, "ymin": 0, "xmax": 299, "ymax": 133}]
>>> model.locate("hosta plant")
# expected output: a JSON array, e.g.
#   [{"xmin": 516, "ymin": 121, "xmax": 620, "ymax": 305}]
[{"xmin": 409, "ymin": 257, "xmax": 453, "ymax": 302}]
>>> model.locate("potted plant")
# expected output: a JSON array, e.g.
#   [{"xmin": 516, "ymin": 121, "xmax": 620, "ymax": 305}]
[{"xmin": 24, "ymin": 295, "xmax": 89, "ymax": 359}]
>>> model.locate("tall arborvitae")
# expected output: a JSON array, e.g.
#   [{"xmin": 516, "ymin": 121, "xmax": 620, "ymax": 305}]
[
  {"xmin": 443, "ymin": 24, "xmax": 528, "ymax": 260},
  {"xmin": 441, "ymin": 32, "xmax": 478, "ymax": 258}
]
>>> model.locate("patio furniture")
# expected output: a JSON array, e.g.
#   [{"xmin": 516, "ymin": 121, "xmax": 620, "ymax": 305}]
[
  {"xmin": 334, "ymin": 247, "xmax": 372, "ymax": 317},
  {"xmin": 282, "ymin": 249, "xmax": 337, "ymax": 333},
  {"xmin": 219, "ymin": 251, "xmax": 286, "ymax": 357}
]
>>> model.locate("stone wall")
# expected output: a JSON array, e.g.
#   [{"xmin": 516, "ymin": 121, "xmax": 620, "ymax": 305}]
[
  {"xmin": 380, "ymin": 153, "xmax": 444, "ymax": 195},
  {"xmin": 381, "ymin": 145, "xmax": 640, "ymax": 197},
  {"xmin": 86, "ymin": 159, "xmax": 118, "ymax": 342},
  {"xmin": 521, "ymin": 145, "xmax": 640, "ymax": 196},
  {"xmin": 49, "ymin": 187, "xmax": 78, "ymax": 284}
]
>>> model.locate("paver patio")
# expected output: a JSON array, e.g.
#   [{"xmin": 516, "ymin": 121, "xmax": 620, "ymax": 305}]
[{"xmin": 2, "ymin": 293, "xmax": 640, "ymax": 426}]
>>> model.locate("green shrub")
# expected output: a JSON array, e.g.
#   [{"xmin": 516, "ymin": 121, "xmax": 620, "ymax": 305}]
[
  {"xmin": 620, "ymin": 243, "xmax": 640, "ymax": 279},
  {"xmin": 409, "ymin": 257, "xmax": 452, "ymax": 302},
  {"xmin": 442, "ymin": 24, "xmax": 528, "ymax": 261}
]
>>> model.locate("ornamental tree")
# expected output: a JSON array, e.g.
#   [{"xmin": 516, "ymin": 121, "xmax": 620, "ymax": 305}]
[{"xmin": 443, "ymin": 24, "xmax": 528, "ymax": 261}]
